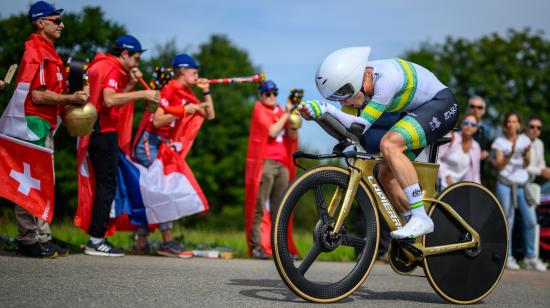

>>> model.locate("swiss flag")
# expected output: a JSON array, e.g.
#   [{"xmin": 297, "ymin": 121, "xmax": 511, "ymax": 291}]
[{"xmin": 0, "ymin": 133, "xmax": 55, "ymax": 223}]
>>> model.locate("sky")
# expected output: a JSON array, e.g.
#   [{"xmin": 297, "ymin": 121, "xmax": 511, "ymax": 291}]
[{"xmin": 1, "ymin": 0, "xmax": 549, "ymax": 153}]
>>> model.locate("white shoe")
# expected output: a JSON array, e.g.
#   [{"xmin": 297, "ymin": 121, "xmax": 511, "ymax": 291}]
[
  {"xmin": 506, "ymin": 256, "xmax": 520, "ymax": 270},
  {"xmin": 390, "ymin": 216, "xmax": 434, "ymax": 239},
  {"xmin": 400, "ymin": 211, "xmax": 412, "ymax": 223},
  {"xmin": 521, "ymin": 257, "xmax": 547, "ymax": 272}
]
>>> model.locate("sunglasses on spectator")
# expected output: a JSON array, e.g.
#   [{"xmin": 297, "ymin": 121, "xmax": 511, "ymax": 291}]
[
  {"xmin": 469, "ymin": 104, "xmax": 484, "ymax": 110},
  {"xmin": 528, "ymin": 125, "xmax": 542, "ymax": 130},
  {"xmin": 262, "ymin": 91, "xmax": 278, "ymax": 97},
  {"xmin": 41, "ymin": 17, "xmax": 63, "ymax": 25},
  {"xmin": 462, "ymin": 120, "xmax": 477, "ymax": 128}
]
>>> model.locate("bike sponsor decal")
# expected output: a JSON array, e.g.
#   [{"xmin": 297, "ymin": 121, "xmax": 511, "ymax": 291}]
[
  {"xmin": 444, "ymin": 103, "xmax": 458, "ymax": 121},
  {"xmin": 368, "ymin": 176, "xmax": 402, "ymax": 228},
  {"xmin": 431, "ymin": 243, "xmax": 469, "ymax": 253},
  {"xmin": 428, "ymin": 116, "xmax": 441, "ymax": 131}
]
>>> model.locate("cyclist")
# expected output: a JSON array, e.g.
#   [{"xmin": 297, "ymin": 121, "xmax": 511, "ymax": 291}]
[{"xmin": 298, "ymin": 47, "xmax": 458, "ymax": 239}]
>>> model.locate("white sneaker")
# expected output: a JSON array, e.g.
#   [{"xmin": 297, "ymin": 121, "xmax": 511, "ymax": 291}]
[
  {"xmin": 522, "ymin": 257, "xmax": 547, "ymax": 272},
  {"xmin": 506, "ymin": 256, "xmax": 520, "ymax": 270},
  {"xmin": 400, "ymin": 211, "xmax": 412, "ymax": 223},
  {"xmin": 390, "ymin": 216, "xmax": 434, "ymax": 239}
]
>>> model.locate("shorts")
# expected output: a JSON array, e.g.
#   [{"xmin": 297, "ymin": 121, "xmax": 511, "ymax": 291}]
[{"xmin": 360, "ymin": 88, "xmax": 458, "ymax": 159}]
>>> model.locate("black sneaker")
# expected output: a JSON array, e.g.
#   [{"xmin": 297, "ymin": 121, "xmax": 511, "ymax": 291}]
[
  {"xmin": 41, "ymin": 241, "xmax": 65, "ymax": 256},
  {"xmin": 17, "ymin": 241, "xmax": 58, "ymax": 258},
  {"xmin": 84, "ymin": 240, "xmax": 124, "ymax": 257}
]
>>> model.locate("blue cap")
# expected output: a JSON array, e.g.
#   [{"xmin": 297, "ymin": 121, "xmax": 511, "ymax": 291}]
[
  {"xmin": 29, "ymin": 1, "xmax": 63, "ymax": 22},
  {"xmin": 114, "ymin": 35, "xmax": 146, "ymax": 52},
  {"xmin": 258, "ymin": 80, "xmax": 278, "ymax": 93},
  {"xmin": 172, "ymin": 54, "xmax": 199, "ymax": 69}
]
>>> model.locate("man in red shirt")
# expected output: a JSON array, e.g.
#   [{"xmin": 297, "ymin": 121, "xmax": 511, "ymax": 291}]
[
  {"xmin": 84, "ymin": 34, "xmax": 160, "ymax": 257},
  {"xmin": 132, "ymin": 54, "xmax": 214, "ymax": 257},
  {"xmin": 0, "ymin": 1, "xmax": 87, "ymax": 258},
  {"xmin": 245, "ymin": 80, "xmax": 298, "ymax": 259}
]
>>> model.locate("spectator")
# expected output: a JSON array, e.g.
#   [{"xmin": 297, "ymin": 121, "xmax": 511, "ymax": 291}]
[
  {"xmin": 523, "ymin": 116, "xmax": 550, "ymax": 181},
  {"xmin": 83, "ymin": 35, "xmax": 160, "ymax": 257},
  {"xmin": 132, "ymin": 54, "xmax": 214, "ymax": 258},
  {"xmin": 244, "ymin": 80, "xmax": 299, "ymax": 259},
  {"xmin": 467, "ymin": 96, "xmax": 492, "ymax": 161},
  {"xmin": 0, "ymin": 1, "xmax": 87, "ymax": 258},
  {"xmin": 0, "ymin": 79, "xmax": 6, "ymax": 91},
  {"xmin": 438, "ymin": 113, "xmax": 481, "ymax": 190},
  {"xmin": 492, "ymin": 112, "xmax": 546, "ymax": 271}
]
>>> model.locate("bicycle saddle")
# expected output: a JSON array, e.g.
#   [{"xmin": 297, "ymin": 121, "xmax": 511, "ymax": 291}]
[{"xmin": 427, "ymin": 135, "xmax": 453, "ymax": 163}]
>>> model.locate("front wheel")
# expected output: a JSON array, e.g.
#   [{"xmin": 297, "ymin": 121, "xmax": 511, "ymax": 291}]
[
  {"xmin": 422, "ymin": 182, "xmax": 508, "ymax": 304},
  {"xmin": 272, "ymin": 166, "xmax": 379, "ymax": 303}
]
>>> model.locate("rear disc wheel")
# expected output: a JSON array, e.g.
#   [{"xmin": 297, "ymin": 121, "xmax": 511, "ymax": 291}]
[{"xmin": 422, "ymin": 182, "xmax": 508, "ymax": 304}]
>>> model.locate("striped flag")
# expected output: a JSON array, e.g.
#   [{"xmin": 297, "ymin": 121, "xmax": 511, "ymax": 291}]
[{"xmin": 116, "ymin": 143, "xmax": 208, "ymax": 225}]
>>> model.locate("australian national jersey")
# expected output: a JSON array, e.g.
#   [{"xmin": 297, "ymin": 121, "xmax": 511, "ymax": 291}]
[{"xmin": 360, "ymin": 58, "xmax": 446, "ymax": 125}]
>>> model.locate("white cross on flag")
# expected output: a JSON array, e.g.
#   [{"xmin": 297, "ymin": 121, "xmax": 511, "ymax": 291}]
[{"xmin": 0, "ymin": 133, "xmax": 54, "ymax": 223}]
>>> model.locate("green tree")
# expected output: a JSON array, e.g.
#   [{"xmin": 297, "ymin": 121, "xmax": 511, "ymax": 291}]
[{"xmin": 0, "ymin": 7, "xmax": 126, "ymax": 218}]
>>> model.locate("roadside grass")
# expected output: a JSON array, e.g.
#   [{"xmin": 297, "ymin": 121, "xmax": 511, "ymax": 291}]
[{"xmin": 0, "ymin": 211, "xmax": 356, "ymax": 262}]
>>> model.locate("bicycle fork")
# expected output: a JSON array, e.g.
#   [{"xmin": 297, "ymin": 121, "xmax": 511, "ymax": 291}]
[{"xmin": 329, "ymin": 159, "xmax": 366, "ymax": 239}]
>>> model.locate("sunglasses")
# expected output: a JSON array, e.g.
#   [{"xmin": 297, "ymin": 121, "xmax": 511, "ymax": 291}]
[
  {"xmin": 469, "ymin": 104, "xmax": 484, "ymax": 110},
  {"xmin": 262, "ymin": 91, "xmax": 278, "ymax": 97},
  {"xmin": 41, "ymin": 17, "xmax": 63, "ymax": 25},
  {"xmin": 529, "ymin": 125, "xmax": 542, "ymax": 130},
  {"xmin": 463, "ymin": 120, "xmax": 478, "ymax": 128}
]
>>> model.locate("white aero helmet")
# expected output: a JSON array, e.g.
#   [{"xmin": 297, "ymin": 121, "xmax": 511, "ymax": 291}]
[{"xmin": 315, "ymin": 47, "xmax": 371, "ymax": 101}]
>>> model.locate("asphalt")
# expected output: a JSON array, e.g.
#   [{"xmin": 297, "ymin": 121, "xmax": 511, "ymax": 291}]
[{"xmin": 0, "ymin": 252, "xmax": 548, "ymax": 307}]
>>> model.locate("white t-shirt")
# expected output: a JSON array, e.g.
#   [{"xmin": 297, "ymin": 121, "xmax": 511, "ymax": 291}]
[
  {"xmin": 440, "ymin": 146, "xmax": 471, "ymax": 189},
  {"xmin": 491, "ymin": 134, "xmax": 531, "ymax": 183}
]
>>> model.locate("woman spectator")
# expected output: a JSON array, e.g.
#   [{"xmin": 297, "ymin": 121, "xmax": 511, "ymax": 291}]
[
  {"xmin": 438, "ymin": 113, "xmax": 481, "ymax": 190},
  {"xmin": 492, "ymin": 112, "xmax": 546, "ymax": 271}
]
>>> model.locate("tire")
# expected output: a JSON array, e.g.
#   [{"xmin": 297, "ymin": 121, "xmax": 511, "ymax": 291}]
[
  {"xmin": 422, "ymin": 182, "xmax": 508, "ymax": 304},
  {"xmin": 272, "ymin": 166, "xmax": 379, "ymax": 303}
]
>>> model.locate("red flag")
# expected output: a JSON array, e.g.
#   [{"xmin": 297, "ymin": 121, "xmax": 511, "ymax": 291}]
[{"xmin": 0, "ymin": 133, "xmax": 54, "ymax": 223}]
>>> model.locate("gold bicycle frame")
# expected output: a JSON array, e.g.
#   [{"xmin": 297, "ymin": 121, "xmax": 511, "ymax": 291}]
[{"xmin": 329, "ymin": 157, "xmax": 480, "ymax": 261}]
